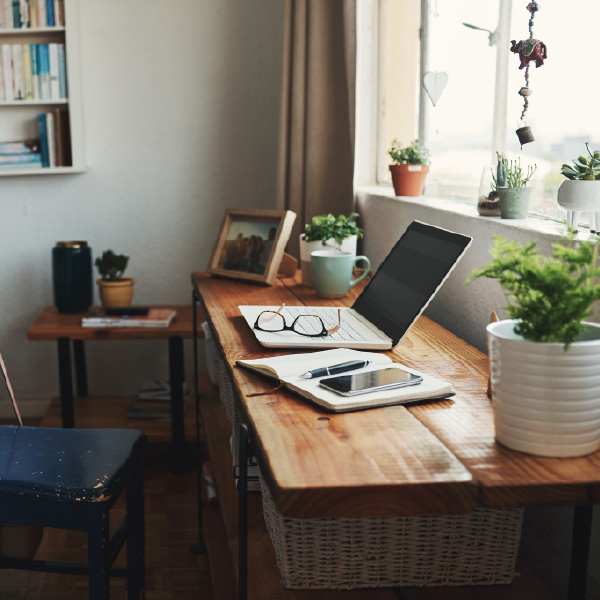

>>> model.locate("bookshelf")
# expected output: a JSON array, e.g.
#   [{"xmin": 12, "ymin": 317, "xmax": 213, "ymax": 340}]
[{"xmin": 0, "ymin": 0, "xmax": 85, "ymax": 176}]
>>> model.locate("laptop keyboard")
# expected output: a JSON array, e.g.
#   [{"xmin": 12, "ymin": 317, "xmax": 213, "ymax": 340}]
[{"xmin": 282, "ymin": 306, "xmax": 371, "ymax": 341}]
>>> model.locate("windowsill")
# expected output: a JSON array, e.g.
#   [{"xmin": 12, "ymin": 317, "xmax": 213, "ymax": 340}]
[{"xmin": 357, "ymin": 184, "xmax": 569, "ymax": 239}]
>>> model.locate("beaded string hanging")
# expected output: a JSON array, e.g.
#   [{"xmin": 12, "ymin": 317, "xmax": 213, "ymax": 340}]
[{"xmin": 510, "ymin": 1, "xmax": 547, "ymax": 147}]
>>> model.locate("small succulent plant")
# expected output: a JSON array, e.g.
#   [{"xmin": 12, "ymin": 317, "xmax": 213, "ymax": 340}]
[
  {"xmin": 561, "ymin": 143, "xmax": 600, "ymax": 181},
  {"xmin": 492, "ymin": 152, "xmax": 536, "ymax": 189},
  {"xmin": 95, "ymin": 250, "xmax": 129, "ymax": 281}
]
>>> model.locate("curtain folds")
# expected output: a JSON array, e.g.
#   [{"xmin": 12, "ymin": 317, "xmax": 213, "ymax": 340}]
[{"xmin": 276, "ymin": 0, "xmax": 356, "ymax": 258}]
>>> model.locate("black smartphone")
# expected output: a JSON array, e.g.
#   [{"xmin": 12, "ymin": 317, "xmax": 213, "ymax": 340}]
[{"xmin": 319, "ymin": 367, "xmax": 423, "ymax": 396}]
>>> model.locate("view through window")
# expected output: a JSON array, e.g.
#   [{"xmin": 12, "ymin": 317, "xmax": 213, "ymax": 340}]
[{"xmin": 382, "ymin": 0, "xmax": 600, "ymax": 223}]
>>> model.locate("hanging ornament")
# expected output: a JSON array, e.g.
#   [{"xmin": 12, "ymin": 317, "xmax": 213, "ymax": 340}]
[
  {"xmin": 510, "ymin": 1, "xmax": 547, "ymax": 147},
  {"xmin": 423, "ymin": 71, "xmax": 448, "ymax": 107}
]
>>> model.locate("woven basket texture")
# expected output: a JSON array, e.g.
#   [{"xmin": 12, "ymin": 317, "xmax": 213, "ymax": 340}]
[
  {"xmin": 260, "ymin": 477, "xmax": 523, "ymax": 590},
  {"xmin": 218, "ymin": 359, "xmax": 241, "ymax": 425}
]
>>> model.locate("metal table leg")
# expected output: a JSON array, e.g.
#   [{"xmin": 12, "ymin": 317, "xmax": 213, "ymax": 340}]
[
  {"xmin": 568, "ymin": 504, "xmax": 594, "ymax": 600},
  {"xmin": 169, "ymin": 335, "xmax": 186, "ymax": 474},
  {"xmin": 57, "ymin": 337, "xmax": 74, "ymax": 428},
  {"xmin": 238, "ymin": 422, "xmax": 249, "ymax": 600},
  {"xmin": 72, "ymin": 339, "xmax": 88, "ymax": 397},
  {"xmin": 191, "ymin": 289, "xmax": 205, "ymax": 553}
]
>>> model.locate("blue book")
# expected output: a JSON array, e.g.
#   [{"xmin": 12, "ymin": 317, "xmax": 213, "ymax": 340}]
[
  {"xmin": 30, "ymin": 44, "xmax": 40, "ymax": 100},
  {"xmin": 57, "ymin": 44, "xmax": 67, "ymax": 98},
  {"xmin": 46, "ymin": 0, "xmax": 55, "ymax": 27},
  {"xmin": 37, "ymin": 44, "xmax": 50, "ymax": 99},
  {"xmin": 37, "ymin": 113, "xmax": 49, "ymax": 167},
  {"xmin": 0, "ymin": 153, "xmax": 43, "ymax": 166},
  {"xmin": 12, "ymin": 0, "xmax": 19, "ymax": 28}
]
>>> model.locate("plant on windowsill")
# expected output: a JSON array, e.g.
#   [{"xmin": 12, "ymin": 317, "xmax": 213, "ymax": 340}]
[
  {"xmin": 466, "ymin": 233, "xmax": 600, "ymax": 457},
  {"xmin": 557, "ymin": 143, "xmax": 600, "ymax": 234},
  {"xmin": 95, "ymin": 250, "xmax": 135, "ymax": 308},
  {"xmin": 494, "ymin": 152, "xmax": 537, "ymax": 219},
  {"xmin": 299, "ymin": 213, "xmax": 364, "ymax": 286},
  {"xmin": 388, "ymin": 139, "xmax": 430, "ymax": 197}
]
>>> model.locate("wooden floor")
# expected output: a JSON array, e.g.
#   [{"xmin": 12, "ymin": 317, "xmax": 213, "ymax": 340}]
[{"xmin": 0, "ymin": 432, "xmax": 214, "ymax": 599}]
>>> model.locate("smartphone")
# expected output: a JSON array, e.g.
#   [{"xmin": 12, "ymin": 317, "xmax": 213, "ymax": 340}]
[{"xmin": 319, "ymin": 367, "xmax": 423, "ymax": 396}]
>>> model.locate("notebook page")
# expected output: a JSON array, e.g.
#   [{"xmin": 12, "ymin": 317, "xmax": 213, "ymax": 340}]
[{"xmin": 237, "ymin": 348, "xmax": 391, "ymax": 380}]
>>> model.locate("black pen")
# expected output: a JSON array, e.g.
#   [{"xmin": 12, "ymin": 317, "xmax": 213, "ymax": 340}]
[{"xmin": 299, "ymin": 360, "xmax": 371, "ymax": 380}]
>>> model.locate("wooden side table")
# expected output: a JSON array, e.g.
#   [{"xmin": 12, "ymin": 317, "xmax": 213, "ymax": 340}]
[{"xmin": 28, "ymin": 305, "xmax": 204, "ymax": 473}]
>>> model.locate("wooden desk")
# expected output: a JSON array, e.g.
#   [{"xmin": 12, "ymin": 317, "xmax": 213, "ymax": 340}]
[
  {"xmin": 192, "ymin": 271, "xmax": 597, "ymax": 599},
  {"xmin": 28, "ymin": 305, "xmax": 203, "ymax": 473}
]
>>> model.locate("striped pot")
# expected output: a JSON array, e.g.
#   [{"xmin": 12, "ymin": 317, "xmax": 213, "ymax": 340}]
[{"xmin": 487, "ymin": 319, "xmax": 600, "ymax": 458}]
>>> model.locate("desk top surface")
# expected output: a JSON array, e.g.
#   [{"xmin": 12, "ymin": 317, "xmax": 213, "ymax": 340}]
[
  {"xmin": 193, "ymin": 271, "xmax": 600, "ymax": 518},
  {"xmin": 28, "ymin": 305, "xmax": 203, "ymax": 341}
]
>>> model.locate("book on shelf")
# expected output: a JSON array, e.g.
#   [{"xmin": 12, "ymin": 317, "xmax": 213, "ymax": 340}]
[
  {"xmin": 136, "ymin": 379, "xmax": 189, "ymax": 401},
  {"xmin": 236, "ymin": 348, "xmax": 454, "ymax": 413},
  {"xmin": 36, "ymin": 112, "xmax": 49, "ymax": 166},
  {"xmin": 0, "ymin": 0, "xmax": 63, "ymax": 29},
  {"xmin": 81, "ymin": 308, "xmax": 177, "ymax": 328},
  {"xmin": 1, "ymin": 45, "xmax": 14, "ymax": 101},
  {"xmin": 45, "ymin": 110, "xmax": 56, "ymax": 166},
  {"xmin": 54, "ymin": 107, "xmax": 70, "ymax": 166}
]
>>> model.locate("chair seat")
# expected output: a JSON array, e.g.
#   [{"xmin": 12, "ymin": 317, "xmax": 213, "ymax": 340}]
[{"xmin": 0, "ymin": 426, "xmax": 146, "ymax": 502}]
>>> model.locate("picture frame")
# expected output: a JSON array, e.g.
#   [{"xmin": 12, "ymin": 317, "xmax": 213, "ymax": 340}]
[{"xmin": 208, "ymin": 208, "xmax": 297, "ymax": 285}]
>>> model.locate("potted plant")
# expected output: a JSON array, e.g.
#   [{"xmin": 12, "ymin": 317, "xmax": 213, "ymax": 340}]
[
  {"xmin": 388, "ymin": 139, "xmax": 430, "ymax": 196},
  {"xmin": 95, "ymin": 250, "xmax": 135, "ymax": 308},
  {"xmin": 299, "ymin": 212, "xmax": 363, "ymax": 286},
  {"xmin": 557, "ymin": 143, "xmax": 600, "ymax": 233},
  {"xmin": 494, "ymin": 152, "xmax": 537, "ymax": 219},
  {"xmin": 467, "ymin": 234, "xmax": 600, "ymax": 457}
]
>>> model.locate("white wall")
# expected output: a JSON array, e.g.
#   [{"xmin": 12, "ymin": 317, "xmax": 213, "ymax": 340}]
[{"xmin": 0, "ymin": 0, "xmax": 283, "ymax": 415}]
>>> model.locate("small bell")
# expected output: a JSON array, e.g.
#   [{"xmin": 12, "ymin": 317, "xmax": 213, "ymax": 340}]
[{"xmin": 516, "ymin": 125, "xmax": 535, "ymax": 148}]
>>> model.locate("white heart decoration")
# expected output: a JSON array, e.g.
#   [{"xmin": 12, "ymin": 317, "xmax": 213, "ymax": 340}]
[{"xmin": 423, "ymin": 71, "xmax": 448, "ymax": 107}]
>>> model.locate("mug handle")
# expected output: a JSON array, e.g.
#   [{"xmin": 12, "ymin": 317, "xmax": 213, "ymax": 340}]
[{"xmin": 349, "ymin": 256, "xmax": 370, "ymax": 288}]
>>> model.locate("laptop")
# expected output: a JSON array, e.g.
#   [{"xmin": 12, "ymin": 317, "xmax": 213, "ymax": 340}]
[{"xmin": 239, "ymin": 220, "xmax": 472, "ymax": 349}]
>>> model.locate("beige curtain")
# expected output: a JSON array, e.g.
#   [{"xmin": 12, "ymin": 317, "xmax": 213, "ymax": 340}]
[{"xmin": 276, "ymin": 0, "xmax": 356, "ymax": 258}]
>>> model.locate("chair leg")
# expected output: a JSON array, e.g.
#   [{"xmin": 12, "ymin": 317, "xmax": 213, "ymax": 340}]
[
  {"xmin": 88, "ymin": 512, "xmax": 110, "ymax": 600},
  {"xmin": 127, "ymin": 457, "xmax": 145, "ymax": 600}
]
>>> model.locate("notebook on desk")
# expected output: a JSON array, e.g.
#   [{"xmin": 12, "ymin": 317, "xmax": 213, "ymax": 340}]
[{"xmin": 239, "ymin": 220, "xmax": 473, "ymax": 350}]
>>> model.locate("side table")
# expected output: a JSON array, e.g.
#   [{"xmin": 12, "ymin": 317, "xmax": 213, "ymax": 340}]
[{"xmin": 27, "ymin": 305, "xmax": 204, "ymax": 474}]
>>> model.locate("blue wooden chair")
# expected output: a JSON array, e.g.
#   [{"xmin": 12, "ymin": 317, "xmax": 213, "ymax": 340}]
[{"xmin": 0, "ymin": 425, "xmax": 147, "ymax": 599}]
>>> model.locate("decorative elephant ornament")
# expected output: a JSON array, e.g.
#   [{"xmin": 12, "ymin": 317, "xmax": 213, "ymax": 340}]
[{"xmin": 510, "ymin": 39, "xmax": 547, "ymax": 69}]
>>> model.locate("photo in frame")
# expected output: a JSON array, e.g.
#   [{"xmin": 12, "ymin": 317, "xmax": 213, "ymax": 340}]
[{"xmin": 208, "ymin": 208, "xmax": 297, "ymax": 285}]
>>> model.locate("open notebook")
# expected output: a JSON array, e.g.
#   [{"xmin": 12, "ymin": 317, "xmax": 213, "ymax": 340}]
[
  {"xmin": 236, "ymin": 348, "xmax": 454, "ymax": 412},
  {"xmin": 239, "ymin": 221, "xmax": 472, "ymax": 350}
]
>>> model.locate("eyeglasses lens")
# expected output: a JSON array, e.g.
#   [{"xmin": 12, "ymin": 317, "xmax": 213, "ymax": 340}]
[
  {"xmin": 293, "ymin": 315, "xmax": 324, "ymax": 336},
  {"xmin": 257, "ymin": 312, "xmax": 285, "ymax": 331}
]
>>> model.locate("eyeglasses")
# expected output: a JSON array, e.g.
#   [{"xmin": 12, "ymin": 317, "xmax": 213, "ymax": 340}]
[{"xmin": 254, "ymin": 303, "xmax": 341, "ymax": 337}]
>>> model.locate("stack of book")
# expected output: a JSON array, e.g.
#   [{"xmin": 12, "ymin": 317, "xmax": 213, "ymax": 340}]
[
  {"xmin": 0, "ymin": 43, "xmax": 67, "ymax": 101},
  {"xmin": 0, "ymin": 139, "xmax": 41, "ymax": 169},
  {"xmin": 0, "ymin": 0, "xmax": 64, "ymax": 29},
  {"xmin": 126, "ymin": 380, "xmax": 190, "ymax": 420}
]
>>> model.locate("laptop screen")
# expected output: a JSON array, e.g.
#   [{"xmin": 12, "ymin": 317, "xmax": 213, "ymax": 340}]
[{"xmin": 352, "ymin": 221, "xmax": 472, "ymax": 347}]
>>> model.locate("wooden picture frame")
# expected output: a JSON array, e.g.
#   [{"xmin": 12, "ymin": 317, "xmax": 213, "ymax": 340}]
[{"xmin": 208, "ymin": 208, "xmax": 297, "ymax": 285}]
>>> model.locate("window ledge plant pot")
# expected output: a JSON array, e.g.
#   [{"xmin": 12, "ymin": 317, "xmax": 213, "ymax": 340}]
[
  {"xmin": 487, "ymin": 319, "xmax": 600, "ymax": 458},
  {"xmin": 497, "ymin": 187, "xmax": 533, "ymax": 219},
  {"xmin": 389, "ymin": 164, "xmax": 429, "ymax": 197}
]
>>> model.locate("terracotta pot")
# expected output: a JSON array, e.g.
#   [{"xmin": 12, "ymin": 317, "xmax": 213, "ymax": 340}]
[
  {"xmin": 389, "ymin": 164, "xmax": 429, "ymax": 196},
  {"xmin": 97, "ymin": 278, "xmax": 135, "ymax": 308}
]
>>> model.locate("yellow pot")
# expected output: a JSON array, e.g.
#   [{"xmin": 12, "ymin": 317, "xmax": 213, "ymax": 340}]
[{"xmin": 97, "ymin": 278, "xmax": 135, "ymax": 308}]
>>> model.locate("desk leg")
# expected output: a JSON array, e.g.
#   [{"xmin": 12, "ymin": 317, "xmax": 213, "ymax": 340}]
[
  {"xmin": 169, "ymin": 335, "xmax": 186, "ymax": 474},
  {"xmin": 568, "ymin": 504, "xmax": 594, "ymax": 600},
  {"xmin": 191, "ymin": 290, "xmax": 205, "ymax": 553},
  {"xmin": 57, "ymin": 337, "xmax": 74, "ymax": 428},
  {"xmin": 73, "ymin": 340, "xmax": 88, "ymax": 397},
  {"xmin": 238, "ymin": 422, "xmax": 249, "ymax": 600}
]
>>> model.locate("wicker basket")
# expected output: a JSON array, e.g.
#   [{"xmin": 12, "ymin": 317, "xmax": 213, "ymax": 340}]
[
  {"xmin": 217, "ymin": 359, "xmax": 241, "ymax": 425},
  {"xmin": 260, "ymin": 477, "xmax": 523, "ymax": 590}
]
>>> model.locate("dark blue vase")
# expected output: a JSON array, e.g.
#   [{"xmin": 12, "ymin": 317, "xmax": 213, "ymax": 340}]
[{"xmin": 52, "ymin": 241, "xmax": 93, "ymax": 313}]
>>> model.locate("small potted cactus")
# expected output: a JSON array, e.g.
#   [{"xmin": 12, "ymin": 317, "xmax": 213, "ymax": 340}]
[
  {"xmin": 494, "ymin": 152, "xmax": 537, "ymax": 219},
  {"xmin": 94, "ymin": 250, "xmax": 135, "ymax": 308}
]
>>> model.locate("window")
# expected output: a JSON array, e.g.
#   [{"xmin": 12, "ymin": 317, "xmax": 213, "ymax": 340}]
[{"xmin": 370, "ymin": 0, "xmax": 600, "ymax": 223}]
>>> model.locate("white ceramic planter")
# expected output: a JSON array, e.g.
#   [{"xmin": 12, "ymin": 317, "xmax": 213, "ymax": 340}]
[
  {"xmin": 299, "ymin": 234, "xmax": 357, "ymax": 287},
  {"xmin": 557, "ymin": 179, "xmax": 600, "ymax": 232},
  {"xmin": 487, "ymin": 319, "xmax": 600, "ymax": 458}
]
